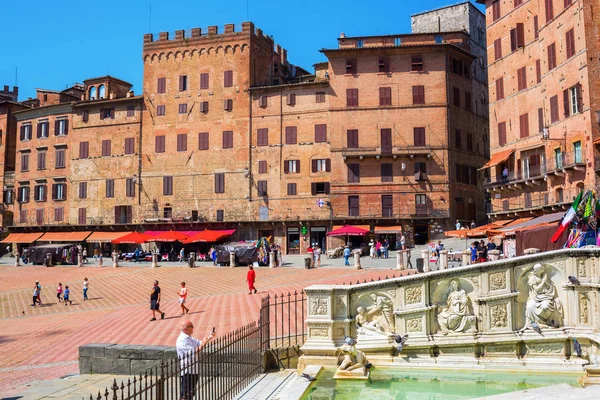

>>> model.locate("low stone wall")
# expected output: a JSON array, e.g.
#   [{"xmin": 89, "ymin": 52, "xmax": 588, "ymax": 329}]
[{"xmin": 79, "ymin": 343, "xmax": 177, "ymax": 375}]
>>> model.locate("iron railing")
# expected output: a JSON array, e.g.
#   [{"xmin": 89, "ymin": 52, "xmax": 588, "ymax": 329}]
[{"xmin": 87, "ymin": 291, "xmax": 306, "ymax": 400}]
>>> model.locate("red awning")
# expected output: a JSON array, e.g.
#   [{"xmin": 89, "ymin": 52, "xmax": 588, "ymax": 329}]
[
  {"xmin": 87, "ymin": 231, "xmax": 133, "ymax": 243},
  {"xmin": 38, "ymin": 231, "xmax": 92, "ymax": 242},
  {"xmin": 327, "ymin": 225, "xmax": 369, "ymax": 237},
  {"xmin": 0, "ymin": 232, "xmax": 44, "ymax": 243},
  {"xmin": 144, "ymin": 230, "xmax": 189, "ymax": 242},
  {"xmin": 112, "ymin": 232, "xmax": 153, "ymax": 244},
  {"xmin": 479, "ymin": 148, "xmax": 514, "ymax": 170},
  {"xmin": 183, "ymin": 229, "xmax": 236, "ymax": 244}
]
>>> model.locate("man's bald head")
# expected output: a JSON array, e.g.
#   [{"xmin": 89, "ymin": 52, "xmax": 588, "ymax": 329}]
[{"xmin": 180, "ymin": 320, "xmax": 194, "ymax": 332}]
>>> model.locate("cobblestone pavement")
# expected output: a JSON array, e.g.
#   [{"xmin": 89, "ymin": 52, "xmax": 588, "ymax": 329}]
[{"xmin": 0, "ymin": 257, "xmax": 414, "ymax": 397}]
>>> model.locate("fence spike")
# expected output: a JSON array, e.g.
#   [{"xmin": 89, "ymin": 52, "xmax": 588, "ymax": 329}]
[
  {"xmin": 371, "ymin": 278, "xmax": 374, "ymax": 282},
  {"xmin": 363, "ymin": 279, "xmax": 367, "ymax": 283},
  {"xmin": 385, "ymin": 275, "xmax": 388, "ymax": 279},
  {"xmin": 392, "ymin": 274, "xmax": 396, "ymax": 278}
]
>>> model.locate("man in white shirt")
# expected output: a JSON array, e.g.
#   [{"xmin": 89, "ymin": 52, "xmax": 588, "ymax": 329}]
[
  {"xmin": 176, "ymin": 320, "xmax": 215, "ymax": 400},
  {"xmin": 455, "ymin": 220, "xmax": 461, "ymax": 230}
]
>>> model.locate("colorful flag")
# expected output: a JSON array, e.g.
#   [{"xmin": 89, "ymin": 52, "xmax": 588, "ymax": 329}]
[{"xmin": 551, "ymin": 191, "xmax": 583, "ymax": 243}]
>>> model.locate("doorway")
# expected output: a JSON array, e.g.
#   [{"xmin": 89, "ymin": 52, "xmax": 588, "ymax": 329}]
[
  {"xmin": 413, "ymin": 223, "xmax": 429, "ymax": 245},
  {"xmin": 310, "ymin": 227, "xmax": 327, "ymax": 250}
]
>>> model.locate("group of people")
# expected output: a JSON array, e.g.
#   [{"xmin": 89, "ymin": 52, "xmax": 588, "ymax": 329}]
[
  {"xmin": 31, "ymin": 278, "xmax": 90, "ymax": 307},
  {"xmin": 470, "ymin": 240, "xmax": 497, "ymax": 263},
  {"xmin": 369, "ymin": 239, "xmax": 390, "ymax": 259}
]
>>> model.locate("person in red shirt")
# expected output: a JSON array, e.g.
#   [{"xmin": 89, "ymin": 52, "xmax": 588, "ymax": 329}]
[
  {"xmin": 178, "ymin": 282, "xmax": 190, "ymax": 315},
  {"xmin": 247, "ymin": 266, "xmax": 257, "ymax": 295}
]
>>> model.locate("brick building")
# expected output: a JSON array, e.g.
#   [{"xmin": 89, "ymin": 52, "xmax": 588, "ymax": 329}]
[
  {"xmin": 2, "ymin": 2, "xmax": 489, "ymax": 254},
  {"xmin": 480, "ymin": 0, "xmax": 597, "ymax": 218}
]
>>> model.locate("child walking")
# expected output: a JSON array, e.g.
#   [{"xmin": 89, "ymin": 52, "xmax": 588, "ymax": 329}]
[
  {"xmin": 63, "ymin": 285, "xmax": 72, "ymax": 305},
  {"xmin": 247, "ymin": 265, "xmax": 257, "ymax": 295},
  {"xmin": 32, "ymin": 284, "xmax": 40, "ymax": 307},
  {"xmin": 83, "ymin": 277, "xmax": 89, "ymax": 300},
  {"xmin": 56, "ymin": 283, "xmax": 63, "ymax": 303},
  {"xmin": 178, "ymin": 282, "xmax": 190, "ymax": 315}
]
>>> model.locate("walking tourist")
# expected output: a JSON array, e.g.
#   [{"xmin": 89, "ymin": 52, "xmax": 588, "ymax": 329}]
[
  {"xmin": 5, "ymin": 244, "xmax": 10, "ymax": 257},
  {"xmin": 314, "ymin": 245, "xmax": 322, "ymax": 267},
  {"xmin": 470, "ymin": 242, "xmax": 478, "ymax": 264},
  {"xmin": 56, "ymin": 283, "xmax": 63, "ymax": 303},
  {"xmin": 178, "ymin": 248, "xmax": 185, "ymax": 263},
  {"xmin": 470, "ymin": 221, "xmax": 476, "ymax": 229},
  {"xmin": 383, "ymin": 239, "xmax": 389, "ymax": 259},
  {"xmin": 369, "ymin": 240, "xmax": 375, "ymax": 259},
  {"xmin": 455, "ymin": 220, "xmax": 461, "ymax": 230},
  {"xmin": 149, "ymin": 280, "xmax": 165, "ymax": 321},
  {"xmin": 343, "ymin": 246, "xmax": 351, "ymax": 266},
  {"xmin": 83, "ymin": 277, "xmax": 89, "ymax": 300},
  {"xmin": 93, "ymin": 248, "xmax": 99, "ymax": 261},
  {"xmin": 400, "ymin": 233, "xmax": 406, "ymax": 250},
  {"xmin": 210, "ymin": 246, "xmax": 217, "ymax": 266},
  {"xmin": 376, "ymin": 240, "xmax": 382, "ymax": 258},
  {"xmin": 176, "ymin": 320, "xmax": 215, "ymax": 400},
  {"xmin": 32, "ymin": 284, "xmax": 40, "ymax": 307},
  {"xmin": 63, "ymin": 285, "xmax": 72, "ymax": 305},
  {"xmin": 179, "ymin": 282, "xmax": 190, "ymax": 315},
  {"xmin": 36, "ymin": 280, "xmax": 42, "ymax": 305},
  {"xmin": 82, "ymin": 248, "xmax": 88, "ymax": 263},
  {"xmin": 247, "ymin": 265, "xmax": 257, "ymax": 295}
]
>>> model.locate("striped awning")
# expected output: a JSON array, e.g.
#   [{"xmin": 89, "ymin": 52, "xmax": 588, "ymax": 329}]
[{"xmin": 0, "ymin": 232, "xmax": 44, "ymax": 243}]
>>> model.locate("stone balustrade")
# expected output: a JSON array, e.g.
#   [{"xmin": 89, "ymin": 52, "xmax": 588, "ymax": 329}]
[{"xmin": 300, "ymin": 248, "xmax": 600, "ymax": 372}]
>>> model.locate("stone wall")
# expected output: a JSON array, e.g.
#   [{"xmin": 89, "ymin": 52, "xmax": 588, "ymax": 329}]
[
  {"xmin": 79, "ymin": 343, "xmax": 176, "ymax": 375},
  {"xmin": 300, "ymin": 248, "xmax": 600, "ymax": 371}
]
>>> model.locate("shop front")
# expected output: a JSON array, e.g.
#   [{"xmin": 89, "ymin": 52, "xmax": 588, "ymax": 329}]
[
  {"xmin": 287, "ymin": 227, "xmax": 300, "ymax": 254},
  {"xmin": 310, "ymin": 226, "xmax": 327, "ymax": 250},
  {"xmin": 374, "ymin": 226, "xmax": 402, "ymax": 250}
]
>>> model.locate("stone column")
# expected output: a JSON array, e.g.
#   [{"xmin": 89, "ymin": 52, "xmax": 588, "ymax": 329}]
[
  {"xmin": 462, "ymin": 250, "xmax": 471, "ymax": 266},
  {"xmin": 354, "ymin": 251, "xmax": 361, "ymax": 270},
  {"xmin": 488, "ymin": 249, "xmax": 501, "ymax": 261},
  {"xmin": 78, "ymin": 252, "xmax": 83, "ymax": 267},
  {"xmin": 189, "ymin": 252, "xmax": 195, "ymax": 268},
  {"xmin": 229, "ymin": 252, "xmax": 236, "ymax": 267},
  {"xmin": 421, "ymin": 249, "xmax": 430, "ymax": 272},
  {"xmin": 439, "ymin": 250, "xmax": 448, "ymax": 270},
  {"xmin": 402, "ymin": 250, "xmax": 410, "ymax": 269},
  {"xmin": 112, "ymin": 252, "xmax": 119, "ymax": 268},
  {"xmin": 45, "ymin": 253, "xmax": 53, "ymax": 267},
  {"xmin": 269, "ymin": 251, "xmax": 276, "ymax": 268},
  {"xmin": 151, "ymin": 253, "xmax": 158, "ymax": 268},
  {"xmin": 396, "ymin": 250, "xmax": 404, "ymax": 270},
  {"xmin": 524, "ymin": 248, "xmax": 540, "ymax": 255},
  {"xmin": 15, "ymin": 254, "xmax": 20, "ymax": 267}
]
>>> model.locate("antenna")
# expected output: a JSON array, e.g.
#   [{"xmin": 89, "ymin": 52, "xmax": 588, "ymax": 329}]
[{"xmin": 149, "ymin": 3, "xmax": 152, "ymax": 32}]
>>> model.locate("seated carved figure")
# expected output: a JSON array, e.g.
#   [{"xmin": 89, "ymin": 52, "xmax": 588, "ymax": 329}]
[
  {"xmin": 524, "ymin": 263, "xmax": 563, "ymax": 329},
  {"xmin": 355, "ymin": 306, "xmax": 387, "ymax": 337},
  {"xmin": 437, "ymin": 279, "xmax": 476, "ymax": 334},
  {"xmin": 336, "ymin": 338, "xmax": 368, "ymax": 372}
]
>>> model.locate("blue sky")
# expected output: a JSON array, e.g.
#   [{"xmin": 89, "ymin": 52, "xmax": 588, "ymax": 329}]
[{"xmin": 1, "ymin": 0, "xmax": 484, "ymax": 100}]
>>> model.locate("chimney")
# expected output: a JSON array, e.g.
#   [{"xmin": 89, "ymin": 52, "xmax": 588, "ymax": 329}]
[{"xmin": 110, "ymin": 92, "xmax": 116, "ymax": 100}]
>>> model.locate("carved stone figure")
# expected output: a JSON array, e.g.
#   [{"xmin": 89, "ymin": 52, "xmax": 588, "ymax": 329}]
[
  {"xmin": 523, "ymin": 263, "xmax": 563, "ymax": 329},
  {"xmin": 367, "ymin": 293, "xmax": 395, "ymax": 332},
  {"xmin": 355, "ymin": 306, "xmax": 387, "ymax": 338},
  {"xmin": 336, "ymin": 338, "xmax": 369, "ymax": 372},
  {"xmin": 437, "ymin": 279, "xmax": 476, "ymax": 334}
]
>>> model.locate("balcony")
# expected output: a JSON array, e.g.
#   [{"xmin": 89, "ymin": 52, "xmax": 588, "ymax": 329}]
[
  {"xmin": 332, "ymin": 204, "xmax": 449, "ymax": 219},
  {"xmin": 487, "ymin": 187, "xmax": 584, "ymax": 216},
  {"xmin": 335, "ymin": 145, "xmax": 436, "ymax": 160}
]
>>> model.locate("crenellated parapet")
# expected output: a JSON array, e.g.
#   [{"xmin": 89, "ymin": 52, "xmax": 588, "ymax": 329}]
[
  {"xmin": 301, "ymin": 248, "xmax": 600, "ymax": 372},
  {"xmin": 142, "ymin": 21, "xmax": 281, "ymax": 63}
]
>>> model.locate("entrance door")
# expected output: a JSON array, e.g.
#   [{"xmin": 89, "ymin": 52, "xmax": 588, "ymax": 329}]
[
  {"xmin": 287, "ymin": 228, "xmax": 300, "ymax": 254},
  {"xmin": 310, "ymin": 227, "xmax": 327, "ymax": 250},
  {"xmin": 413, "ymin": 223, "xmax": 429, "ymax": 245}
]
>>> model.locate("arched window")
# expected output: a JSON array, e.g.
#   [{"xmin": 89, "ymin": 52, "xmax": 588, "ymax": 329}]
[
  {"xmin": 98, "ymin": 85, "xmax": 106, "ymax": 99},
  {"xmin": 89, "ymin": 86, "xmax": 97, "ymax": 100}
]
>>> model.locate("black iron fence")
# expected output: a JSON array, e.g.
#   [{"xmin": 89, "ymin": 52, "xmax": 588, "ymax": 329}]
[{"xmin": 87, "ymin": 291, "xmax": 306, "ymax": 400}]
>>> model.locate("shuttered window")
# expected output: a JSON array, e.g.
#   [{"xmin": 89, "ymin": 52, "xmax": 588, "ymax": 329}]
[
  {"xmin": 20, "ymin": 124, "xmax": 32, "ymax": 141},
  {"xmin": 345, "ymin": 59, "xmax": 357, "ymax": 74},
  {"xmin": 127, "ymin": 105, "xmax": 135, "ymax": 117},
  {"xmin": 315, "ymin": 124, "xmax": 327, "ymax": 142},
  {"xmin": 82, "ymin": 111, "xmax": 89, "ymax": 123},
  {"xmin": 258, "ymin": 160, "xmax": 267, "ymax": 174},
  {"xmin": 285, "ymin": 126, "xmax": 297, "ymax": 144},
  {"xmin": 224, "ymin": 70, "xmax": 233, "ymax": 87},
  {"xmin": 455, "ymin": 129, "xmax": 462, "ymax": 149},
  {"xmin": 545, "ymin": 0, "xmax": 554, "ymax": 22},
  {"xmin": 378, "ymin": 57, "xmax": 389, "ymax": 73},
  {"xmin": 37, "ymin": 151, "xmax": 46, "ymax": 170},
  {"xmin": 347, "ymin": 164, "xmax": 360, "ymax": 183},
  {"xmin": 55, "ymin": 119, "xmax": 68, "ymax": 136},
  {"xmin": 380, "ymin": 129, "xmax": 392, "ymax": 153},
  {"xmin": 163, "ymin": 176, "xmax": 173, "ymax": 195},
  {"xmin": 412, "ymin": 85, "xmax": 425, "ymax": 104},
  {"xmin": 381, "ymin": 164, "xmax": 393, "ymax": 183},
  {"xmin": 222, "ymin": 131, "xmax": 233, "ymax": 149},
  {"xmin": 414, "ymin": 127, "xmax": 426, "ymax": 147},
  {"xmin": 565, "ymin": 29, "xmax": 575, "ymax": 59},
  {"xmin": 257, "ymin": 128, "xmax": 268, "ymax": 146},
  {"xmin": 496, "ymin": 78, "xmax": 504, "ymax": 101},
  {"xmin": 156, "ymin": 105, "xmax": 166, "ymax": 116},
  {"xmin": 259, "ymin": 96, "xmax": 267, "ymax": 107},
  {"xmin": 200, "ymin": 73, "xmax": 209, "ymax": 89},
  {"xmin": 157, "ymin": 77, "xmax": 166, "ymax": 94},
  {"xmin": 453, "ymin": 87, "xmax": 460, "ymax": 107},
  {"xmin": 411, "ymin": 55, "xmax": 423, "ymax": 72},
  {"xmin": 36, "ymin": 209, "xmax": 44, "ymax": 225},
  {"xmin": 102, "ymin": 140, "xmax": 111, "ymax": 157},
  {"xmin": 198, "ymin": 132, "xmax": 209, "ymax": 150},
  {"xmin": 347, "ymin": 129, "xmax": 359, "ymax": 148},
  {"xmin": 517, "ymin": 66, "xmax": 527, "ymax": 91},
  {"xmin": 54, "ymin": 207, "xmax": 64, "ymax": 222},
  {"xmin": 155, "ymin": 135, "xmax": 166, "ymax": 153},
  {"xmin": 79, "ymin": 182, "xmax": 87, "ymax": 199},
  {"xmin": 550, "ymin": 95, "xmax": 559, "ymax": 123},
  {"xmin": 348, "ymin": 196, "xmax": 359, "ymax": 217},
  {"xmin": 379, "ymin": 87, "xmax": 392, "ymax": 106},
  {"xmin": 179, "ymin": 103, "xmax": 188, "ymax": 114},
  {"xmin": 21, "ymin": 154, "xmax": 29, "ymax": 171},
  {"xmin": 382, "ymin": 195, "xmax": 393, "ymax": 217},
  {"xmin": 284, "ymin": 160, "xmax": 300, "ymax": 174},
  {"xmin": 315, "ymin": 92, "xmax": 325, "ymax": 103},
  {"xmin": 494, "ymin": 38, "xmax": 502, "ymax": 60},
  {"xmin": 19, "ymin": 210, "xmax": 27, "ymax": 223},
  {"xmin": 78, "ymin": 208, "xmax": 86, "ymax": 225},
  {"xmin": 465, "ymin": 92, "xmax": 471, "ymax": 111},
  {"xmin": 257, "ymin": 180, "xmax": 267, "ymax": 196},
  {"xmin": 563, "ymin": 88, "xmax": 570, "ymax": 118},
  {"xmin": 52, "ymin": 183, "xmax": 67, "ymax": 200},
  {"xmin": 538, "ymin": 108, "xmax": 545, "ymax": 133},
  {"xmin": 37, "ymin": 121, "xmax": 49, "ymax": 138},
  {"xmin": 125, "ymin": 178, "xmax": 135, "ymax": 197},
  {"xmin": 533, "ymin": 16, "xmax": 539, "ymax": 39},
  {"xmin": 287, "ymin": 183, "xmax": 297, "ymax": 196},
  {"xmin": 312, "ymin": 159, "xmax": 331, "ymax": 173},
  {"xmin": 498, "ymin": 122, "xmax": 507, "ymax": 146},
  {"xmin": 519, "ymin": 113, "xmax": 529, "ymax": 138},
  {"xmin": 492, "ymin": 1, "xmax": 501, "ymax": 21},
  {"xmin": 177, "ymin": 134, "xmax": 188, "ymax": 152},
  {"xmin": 200, "ymin": 101, "xmax": 209, "ymax": 113},
  {"xmin": 55, "ymin": 149, "xmax": 65, "ymax": 168},
  {"xmin": 547, "ymin": 43, "xmax": 557, "ymax": 70},
  {"xmin": 100, "ymin": 108, "xmax": 115, "ymax": 119},
  {"xmin": 536, "ymin": 59, "xmax": 541, "ymax": 83},
  {"xmin": 346, "ymin": 89, "xmax": 358, "ymax": 107},
  {"xmin": 286, "ymin": 93, "xmax": 296, "ymax": 106},
  {"xmin": 223, "ymin": 99, "xmax": 233, "ymax": 111},
  {"xmin": 124, "ymin": 138, "xmax": 135, "ymax": 155},
  {"xmin": 34, "ymin": 185, "xmax": 46, "ymax": 202},
  {"xmin": 106, "ymin": 179, "xmax": 114, "ymax": 198},
  {"xmin": 179, "ymin": 75, "xmax": 188, "ymax": 91}
]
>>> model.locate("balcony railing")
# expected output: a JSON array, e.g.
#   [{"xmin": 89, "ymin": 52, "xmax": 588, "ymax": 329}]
[
  {"xmin": 488, "ymin": 187, "xmax": 586, "ymax": 215},
  {"xmin": 338, "ymin": 145, "xmax": 436, "ymax": 159},
  {"xmin": 332, "ymin": 204, "xmax": 449, "ymax": 219}
]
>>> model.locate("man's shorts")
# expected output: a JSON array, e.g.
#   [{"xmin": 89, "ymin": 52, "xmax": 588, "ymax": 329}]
[
  {"xmin": 179, "ymin": 298, "xmax": 186, "ymax": 304},
  {"xmin": 150, "ymin": 300, "xmax": 160, "ymax": 310}
]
